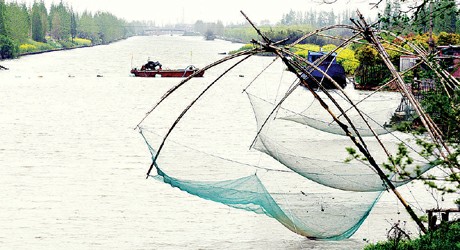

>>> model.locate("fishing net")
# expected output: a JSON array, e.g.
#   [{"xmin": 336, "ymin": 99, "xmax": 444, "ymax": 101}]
[
  {"xmin": 278, "ymin": 87, "xmax": 400, "ymax": 137},
  {"xmin": 137, "ymin": 12, "xmax": 456, "ymax": 240},
  {"xmin": 138, "ymin": 73, "xmax": 439, "ymax": 241},
  {"xmin": 248, "ymin": 92, "xmax": 436, "ymax": 192},
  {"xmin": 140, "ymin": 130, "xmax": 382, "ymax": 240},
  {"xmin": 138, "ymin": 71, "xmax": 438, "ymax": 240}
]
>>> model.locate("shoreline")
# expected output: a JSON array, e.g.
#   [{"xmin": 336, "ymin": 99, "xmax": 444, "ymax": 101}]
[
  {"xmin": 17, "ymin": 44, "xmax": 93, "ymax": 57},
  {"xmin": 1, "ymin": 37, "xmax": 130, "ymax": 62}
]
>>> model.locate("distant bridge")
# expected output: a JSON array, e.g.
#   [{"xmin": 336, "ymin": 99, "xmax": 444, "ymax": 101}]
[{"xmin": 144, "ymin": 27, "xmax": 192, "ymax": 35}]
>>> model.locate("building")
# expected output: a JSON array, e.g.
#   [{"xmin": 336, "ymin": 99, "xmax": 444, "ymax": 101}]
[
  {"xmin": 437, "ymin": 45, "xmax": 460, "ymax": 78},
  {"xmin": 399, "ymin": 55, "xmax": 419, "ymax": 72}
]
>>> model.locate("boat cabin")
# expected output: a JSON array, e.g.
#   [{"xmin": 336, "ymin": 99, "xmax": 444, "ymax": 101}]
[
  {"xmin": 308, "ymin": 51, "xmax": 337, "ymax": 65},
  {"xmin": 141, "ymin": 60, "xmax": 162, "ymax": 71}
]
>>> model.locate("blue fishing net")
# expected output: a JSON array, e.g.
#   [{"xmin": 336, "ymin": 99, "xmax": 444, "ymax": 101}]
[{"xmin": 140, "ymin": 130, "xmax": 381, "ymax": 240}]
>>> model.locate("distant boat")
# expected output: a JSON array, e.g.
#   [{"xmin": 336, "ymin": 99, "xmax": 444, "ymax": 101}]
[
  {"xmin": 131, "ymin": 60, "xmax": 204, "ymax": 77},
  {"xmin": 204, "ymin": 31, "xmax": 216, "ymax": 41},
  {"xmin": 300, "ymin": 51, "xmax": 346, "ymax": 89}
]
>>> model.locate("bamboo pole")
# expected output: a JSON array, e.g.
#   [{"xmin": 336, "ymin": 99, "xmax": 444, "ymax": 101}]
[
  {"xmin": 241, "ymin": 10, "xmax": 428, "ymax": 234},
  {"xmin": 135, "ymin": 48, "xmax": 260, "ymax": 129},
  {"xmin": 355, "ymin": 12, "xmax": 460, "ymax": 186},
  {"xmin": 145, "ymin": 54, "xmax": 253, "ymax": 177}
]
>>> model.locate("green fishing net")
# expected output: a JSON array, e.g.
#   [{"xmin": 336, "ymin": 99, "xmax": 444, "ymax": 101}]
[
  {"xmin": 141, "ymin": 130, "xmax": 381, "ymax": 240},
  {"xmin": 139, "ymin": 77, "xmax": 434, "ymax": 240}
]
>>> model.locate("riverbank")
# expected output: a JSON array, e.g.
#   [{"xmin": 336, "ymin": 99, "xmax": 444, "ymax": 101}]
[
  {"xmin": 0, "ymin": 37, "xmax": 130, "ymax": 67},
  {"xmin": 17, "ymin": 44, "xmax": 92, "ymax": 57}
]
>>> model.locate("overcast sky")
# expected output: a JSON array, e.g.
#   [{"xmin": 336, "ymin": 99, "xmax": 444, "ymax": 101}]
[{"xmin": 13, "ymin": 0, "xmax": 381, "ymax": 25}]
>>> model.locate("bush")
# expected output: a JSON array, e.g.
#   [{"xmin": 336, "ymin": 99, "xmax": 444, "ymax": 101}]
[
  {"xmin": 34, "ymin": 42, "xmax": 54, "ymax": 51},
  {"xmin": 421, "ymin": 89, "xmax": 460, "ymax": 143},
  {"xmin": 321, "ymin": 44, "xmax": 337, "ymax": 52},
  {"xmin": 292, "ymin": 43, "xmax": 321, "ymax": 57},
  {"xmin": 73, "ymin": 37, "xmax": 92, "ymax": 46},
  {"xmin": 0, "ymin": 35, "xmax": 18, "ymax": 59},
  {"xmin": 228, "ymin": 44, "xmax": 257, "ymax": 54},
  {"xmin": 59, "ymin": 40, "xmax": 74, "ymax": 49},
  {"xmin": 364, "ymin": 220, "xmax": 460, "ymax": 250},
  {"xmin": 18, "ymin": 40, "xmax": 57, "ymax": 54},
  {"xmin": 336, "ymin": 48, "xmax": 358, "ymax": 74},
  {"xmin": 19, "ymin": 43, "xmax": 37, "ymax": 53}
]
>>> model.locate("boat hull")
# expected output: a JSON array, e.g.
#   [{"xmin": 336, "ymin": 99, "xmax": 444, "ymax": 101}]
[{"xmin": 131, "ymin": 69, "xmax": 204, "ymax": 77}]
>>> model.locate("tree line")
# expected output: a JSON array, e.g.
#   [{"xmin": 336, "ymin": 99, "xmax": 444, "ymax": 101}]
[
  {"xmin": 380, "ymin": 0, "xmax": 459, "ymax": 34},
  {"xmin": 200, "ymin": 9, "xmax": 368, "ymax": 46},
  {"xmin": 0, "ymin": 0, "xmax": 145, "ymax": 59}
]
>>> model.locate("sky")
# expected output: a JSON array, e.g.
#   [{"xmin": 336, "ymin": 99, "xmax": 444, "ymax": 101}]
[{"xmin": 14, "ymin": 0, "xmax": 382, "ymax": 25}]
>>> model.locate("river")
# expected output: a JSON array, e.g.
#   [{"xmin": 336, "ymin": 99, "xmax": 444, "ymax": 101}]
[{"xmin": 0, "ymin": 35, "xmax": 441, "ymax": 249}]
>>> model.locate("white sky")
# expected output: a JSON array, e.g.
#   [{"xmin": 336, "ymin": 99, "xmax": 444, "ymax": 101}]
[{"xmin": 13, "ymin": 0, "xmax": 381, "ymax": 25}]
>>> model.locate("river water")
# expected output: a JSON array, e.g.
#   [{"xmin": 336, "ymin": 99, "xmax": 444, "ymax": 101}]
[{"xmin": 0, "ymin": 36, "xmax": 445, "ymax": 249}]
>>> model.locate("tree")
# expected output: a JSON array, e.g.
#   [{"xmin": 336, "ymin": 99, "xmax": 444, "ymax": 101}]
[
  {"xmin": 281, "ymin": 10, "xmax": 296, "ymax": 25},
  {"xmin": 0, "ymin": 0, "xmax": 6, "ymax": 36},
  {"xmin": 31, "ymin": 1, "xmax": 47, "ymax": 42},
  {"xmin": 70, "ymin": 10, "xmax": 77, "ymax": 42},
  {"xmin": 194, "ymin": 20, "xmax": 205, "ymax": 34},
  {"xmin": 380, "ymin": 0, "xmax": 392, "ymax": 30},
  {"xmin": 49, "ymin": 2, "xmax": 71, "ymax": 41},
  {"xmin": 77, "ymin": 11, "xmax": 98, "ymax": 42},
  {"xmin": 93, "ymin": 11, "xmax": 126, "ymax": 44},
  {"xmin": 433, "ymin": 0, "xmax": 458, "ymax": 33},
  {"xmin": 4, "ymin": 2, "xmax": 30, "ymax": 43}
]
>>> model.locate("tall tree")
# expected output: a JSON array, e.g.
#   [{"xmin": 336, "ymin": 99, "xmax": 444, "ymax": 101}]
[
  {"xmin": 4, "ymin": 2, "xmax": 30, "ymax": 43},
  {"xmin": 77, "ymin": 11, "xmax": 98, "ymax": 42},
  {"xmin": 49, "ymin": 1, "xmax": 71, "ymax": 41},
  {"xmin": 70, "ymin": 9, "xmax": 77, "ymax": 41},
  {"xmin": 0, "ymin": 0, "xmax": 5, "ymax": 36},
  {"xmin": 433, "ymin": 0, "xmax": 457, "ymax": 33},
  {"xmin": 31, "ymin": 1, "xmax": 47, "ymax": 42}
]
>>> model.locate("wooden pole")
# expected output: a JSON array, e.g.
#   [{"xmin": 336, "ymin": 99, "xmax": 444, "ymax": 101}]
[
  {"xmin": 145, "ymin": 54, "xmax": 253, "ymax": 177},
  {"xmin": 241, "ymin": 10, "xmax": 428, "ymax": 234}
]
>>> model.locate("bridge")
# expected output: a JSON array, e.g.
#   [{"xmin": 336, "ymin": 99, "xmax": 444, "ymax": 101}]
[{"xmin": 144, "ymin": 27, "xmax": 195, "ymax": 36}]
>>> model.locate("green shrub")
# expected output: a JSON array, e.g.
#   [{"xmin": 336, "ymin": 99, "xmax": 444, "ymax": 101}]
[
  {"xmin": 364, "ymin": 220, "xmax": 460, "ymax": 250},
  {"xmin": 336, "ymin": 48, "xmax": 358, "ymax": 74},
  {"xmin": 0, "ymin": 35, "xmax": 18, "ymax": 59},
  {"xmin": 228, "ymin": 44, "xmax": 256, "ymax": 54},
  {"xmin": 74, "ymin": 37, "xmax": 92, "ymax": 46},
  {"xmin": 59, "ymin": 40, "xmax": 74, "ymax": 49},
  {"xmin": 19, "ymin": 43, "xmax": 37, "ymax": 53}
]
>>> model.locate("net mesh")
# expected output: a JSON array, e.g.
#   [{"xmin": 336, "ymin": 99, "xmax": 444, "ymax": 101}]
[
  {"xmin": 141, "ymin": 130, "xmax": 381, "ymax": 240},
  {"xmin": 139, "ymin": 80, "xmax": 435, "ymax": 240},
  {"xmin": 249, "ymin": 93, "xmax": 435, "ymax": 192}
]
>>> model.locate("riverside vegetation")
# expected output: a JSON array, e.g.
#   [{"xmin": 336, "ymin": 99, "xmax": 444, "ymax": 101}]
[{"xmin": 0, "ymin": 0, "xmax": 152, "ymax": 59}]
